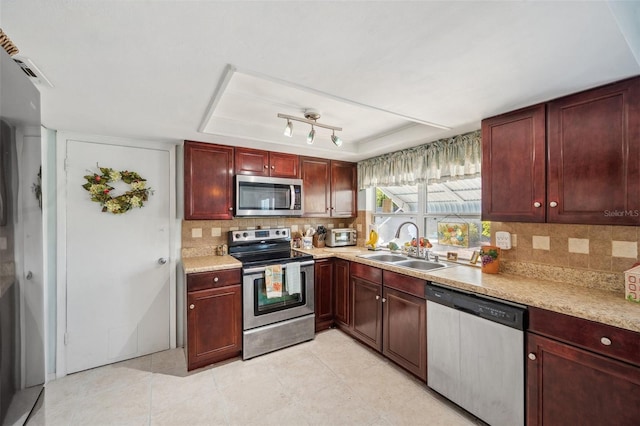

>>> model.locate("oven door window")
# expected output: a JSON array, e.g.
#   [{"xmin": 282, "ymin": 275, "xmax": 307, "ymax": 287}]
[{"xmin": 253, "ymin": 269, "xmax": 306, "ymax": 315}]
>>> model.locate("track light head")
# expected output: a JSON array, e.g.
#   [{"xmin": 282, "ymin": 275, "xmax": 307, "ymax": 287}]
[
  {"xmin": 307, "ymin": 126, "xmax": 315, "ymax": 144},
  {"xmin": 331, "ymin": 131, "xmax": 343, "ymax": 147},
  {"xmin": 283, "ymin": 119, "xmax": 293, "ymax": 137}
]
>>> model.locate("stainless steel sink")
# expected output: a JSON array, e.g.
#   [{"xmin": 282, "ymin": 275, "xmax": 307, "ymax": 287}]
[
  {"xmin": 392, "ymin": 259, "xmax": 448, "ymax": 271},
  {"xmin": 357, "ymin": 253, "xmax": 409, "ymax": 262},
  {"xmin": 357, "ymin": 253, "xmax": 452, "ymax": 271}
]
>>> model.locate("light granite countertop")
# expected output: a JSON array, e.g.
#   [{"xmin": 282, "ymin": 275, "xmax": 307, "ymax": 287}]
[{"xmin": 182, "ymin": 246, "xmax": 639, "ymax": 333}]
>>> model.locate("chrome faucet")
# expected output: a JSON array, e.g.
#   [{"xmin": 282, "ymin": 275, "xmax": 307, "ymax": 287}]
[{"xmin": 394, "ymin": 221, "xmax": 421, "ymax": 259}]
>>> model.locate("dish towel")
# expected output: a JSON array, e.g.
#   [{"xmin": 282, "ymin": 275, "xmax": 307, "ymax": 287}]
[
  {"xmin": 265, "ymin": 264, "xmax": 283, "ymax": 299},
  {"xmin": 286, "ymin": 262, "xmax": 301, "ymax": 295}
]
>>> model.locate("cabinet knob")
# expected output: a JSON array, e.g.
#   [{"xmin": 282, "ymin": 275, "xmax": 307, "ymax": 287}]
[
  {"xmin": 376, "ymin": 295, "xmax": 380, "ymax": 300},
  {"xmin": 600, "ymin": 337, "xmax": 612, "ymax": 346},
  {"xmin": 213, "ymin": 277, "xmax": 219, "ymax": 283},
  {"xmin": 382, "ymin": 298, "xmax": 387, "ymax": 303},
  {"xmin": 189, "ymin": 304, "xmax": 195, "ymax": 310},
  {"xmin": 264, "ymin": 165, "xmax": 269, "ymax": 169},
  {"xmin": 271, "ymin": 165, "xmax": 275, "ymax": 169},
  {"xmin": 158, "ymin": 258, "xmax": 167, "ymax": 265},
  {"xmin": 229, "ymin": 207, "xmax": 233, "ymax": 211},
  {"xmin": 533, "ymin": 202, "xmax": 541, "ymax": 208},
  {"xmin": 549, "ymin": 201, "xmax": 558, "ymax": 208},
  {"xmin": 528, "ymin": 353, "xmax": 537, "ymax": 360}
]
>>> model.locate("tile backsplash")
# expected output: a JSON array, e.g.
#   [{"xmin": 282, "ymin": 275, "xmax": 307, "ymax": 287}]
[
  {"xmin": 492, "ymin": 222, "xmax": 639, "ymax": 293},
  {"xmin": 492, "ymin": 222, "xmax": 639, "ymax": 273},
  {"xmin": 182, "ymin": 211, "xmax": 367, "ymax": 257}
]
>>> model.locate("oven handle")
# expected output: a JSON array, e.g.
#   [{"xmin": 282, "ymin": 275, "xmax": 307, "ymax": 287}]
[
  {"xmin": 243, "ymin": 260, "xmax": 315, "ymax": 274},
  {"xmin": 290, "ymin": 185, "xmax": 295, "ymax": 210}
]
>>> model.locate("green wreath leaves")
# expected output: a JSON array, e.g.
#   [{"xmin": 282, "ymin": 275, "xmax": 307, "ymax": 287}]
[{"xmin": 82, "ymin": 165, "xmax": 153, "ymax": 214}]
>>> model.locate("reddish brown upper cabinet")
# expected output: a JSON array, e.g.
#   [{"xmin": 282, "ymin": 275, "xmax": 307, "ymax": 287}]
[
  {"xmin": 527, "ymin": 307, "xmax": 640, "ymax": 425},
  {"xmin": 185, "ymin": 269, "xmax": 242, "ymax": 371},
  {"xmin": 547, "ymin": 77, "xmax": 640, "ymax": 224},
  {"xmin": 314, "ymin": 258, "xmax": 334, "ymax": 332},
  {"xmin": 300, "ymin": 157, "xmax": 357, "ymax": 218},
  {"xmin": 482, "ymin": 76, "xmax": 640, "ymax": 225},
  {"xmin": 482, "ymin": 104, "xmax": 547, "ymax": 222},
  {"xmin": 184, "ymin": 141, "xmax": 234, "ymax": 220},
  {"xmin": 235, "ymin": 147, "xmax": 299, "ymax": 178}
]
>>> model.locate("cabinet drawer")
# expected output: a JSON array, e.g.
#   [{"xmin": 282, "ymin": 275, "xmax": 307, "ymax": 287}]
[
  {"xmin": 187, "ymin": 269, "xmax": 241, "ymax": 292},
  {"xmin": 350, "ymin": 262, "xmax": 382, "ymax": 284},
  {"xmin": 383, "ymin": 270, "xmax": 426, "ymax": 299},
  {"xmin": 529, "ymin": 306, "xmax": 640, "ymax": 366}
]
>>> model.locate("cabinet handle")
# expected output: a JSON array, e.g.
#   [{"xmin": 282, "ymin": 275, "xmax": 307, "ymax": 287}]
[
  {"xmin": 600, "ymin": 337, "xmax": 612, "ymax": 346},
  {"xmin": 533, "ymin": 202, "xmax": 541, "ymax": 208},
  {"xmin": 549, "ymin": 201, "xmax": 558, "ymax": 208},
  {"xmin": 382, "ymin": 298, "xmax": 386, "ymax": 303},
  {"xmin": 189, "ymin": 304, "xmax": 195, "ymax": 310},
  {"xmin": 213, "ymin": 277, "xmax": 219, "ymax": 283},
  {"xmin": 528, "ymin": 353, "xmax": 537, "ymax": 360},
  {"xmin": 376, "ymin": 295, "xmax": 380, "ymax": 300}
]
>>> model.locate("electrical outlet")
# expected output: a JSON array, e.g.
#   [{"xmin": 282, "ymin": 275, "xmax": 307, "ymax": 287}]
[{"xmin": 496, "ymin": 231, "xmax": 512, "ymax": 250}]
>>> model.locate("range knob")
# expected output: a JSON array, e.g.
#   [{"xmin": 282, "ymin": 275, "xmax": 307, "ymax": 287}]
[
  {"xmin": 275, "ymin": 230, "xmax": 281, "ymax": 235},
  {"xmin": 243, "ymin": 232, "xmax": 249, "ymax": 238},
  {"xmin": 234, "ymin": 233, "xmax": 241, "ymax": 239},
  {"xmin": 281, "ymin": 230, "xmax": 287, "ymax": 236}
]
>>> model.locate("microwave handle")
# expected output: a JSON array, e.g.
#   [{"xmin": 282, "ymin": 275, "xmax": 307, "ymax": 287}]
[{"xmin": 290, "ymin": 185, "xmax": 295, "ymax": 210}]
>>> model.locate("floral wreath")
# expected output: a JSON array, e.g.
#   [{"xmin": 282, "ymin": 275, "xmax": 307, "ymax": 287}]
[{"xmin": 82, "ymin": 165, "xmax": 153, "ymax": 214}]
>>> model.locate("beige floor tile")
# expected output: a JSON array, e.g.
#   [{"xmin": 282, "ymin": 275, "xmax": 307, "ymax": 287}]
[{"xmin": 40, "ymin": 329, "xmax": 484, "ymax": 425}]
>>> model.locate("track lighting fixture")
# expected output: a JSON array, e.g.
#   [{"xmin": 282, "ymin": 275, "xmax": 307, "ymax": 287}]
[{"xmin": 277, "ymin": 109, "xmax": 343, "ymax": 147}]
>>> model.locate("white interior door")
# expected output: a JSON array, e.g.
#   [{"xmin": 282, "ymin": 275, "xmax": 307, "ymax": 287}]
[{"xmin": 65, "ymin": 139, "xmax": 171, "ymax": 374}]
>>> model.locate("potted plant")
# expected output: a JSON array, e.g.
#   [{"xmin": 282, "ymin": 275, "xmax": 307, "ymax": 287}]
[{"xmin": 479, "ymin": 246, "xmax": 501, "ymax": 274}]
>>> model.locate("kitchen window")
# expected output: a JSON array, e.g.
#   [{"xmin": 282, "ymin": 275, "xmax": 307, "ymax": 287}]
[{"xmin": 372, "ymin": 176, "xmax": 490, "ymax": 260}]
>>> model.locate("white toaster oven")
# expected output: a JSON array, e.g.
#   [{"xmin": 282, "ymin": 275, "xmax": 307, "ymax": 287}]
[{"xmin": 326, "ymin": 228, "xmax": 357, "ymax": 247}]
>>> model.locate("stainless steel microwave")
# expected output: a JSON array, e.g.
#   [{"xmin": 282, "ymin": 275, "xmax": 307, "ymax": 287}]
[{"xmin": 235, "ymin": 175, "xmax": 303, "ymax": 217}]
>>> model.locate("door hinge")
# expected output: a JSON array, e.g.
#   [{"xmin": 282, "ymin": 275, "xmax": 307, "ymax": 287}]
[
  {"xmin": 64, "ymin": 157, "xmax": 68, "ymax": 171},
  {"xmin": 64, "ymin": 332, "xmax": 69, "ymax": 345}
]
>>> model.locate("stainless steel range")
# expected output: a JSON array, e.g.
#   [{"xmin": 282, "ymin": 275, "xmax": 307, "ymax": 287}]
[{"xmin": 228, "ymin": 228, "xmax": 315, "ymax": 360}]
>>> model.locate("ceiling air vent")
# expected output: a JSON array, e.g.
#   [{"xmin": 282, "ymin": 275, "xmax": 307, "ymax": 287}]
[{"xmin": 12, "ymin": 56, "xmax": 54, "ymax": 88}]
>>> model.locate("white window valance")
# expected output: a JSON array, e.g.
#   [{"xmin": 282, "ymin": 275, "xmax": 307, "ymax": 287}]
[{"xmin": 357, "ymin": 130, "xmax": 481, "ymax": 189}]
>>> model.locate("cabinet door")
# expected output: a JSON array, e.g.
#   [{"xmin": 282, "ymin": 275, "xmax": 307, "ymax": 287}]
[
  {"xmin": 351, "ymin": 276, "xmax": 382, "ymax": 352},
  {"xmin": 300, "ymin": 156, "xmax": 331, "ymax": 217},
  {"xmin": 269, "ymin": 152, "xmax": 299, "ymax": 178},
  {"xmin": 235, "ymin": 147, "xmax": 269, "ymax": 176},
  {"xmin": 184, "ymin": 141, "xmax": 234, "ymax": 220},
  {"xmin": 527, "ymin": 333, "xmax": 640, "ymax": 425},
  {"xmin": 383, "ymin": 287, "xmax": 426, "ymax": 381},
  {"xmin": 314, "ymin": 258, "xmax": 334, "ymax": 332},
  {"xmin": 330, "ymin": 160, "xmax": 357, "ymax": 217},
  {"xmin": 547, "ymin": 77, "xmax": 640, "ymax": 224},
  {"xmin": 334, "ymin": 259, "xmax": 351, "ymax": 330},
  {"xmin": 186, "ymin": 284, "xmax": 242, "ymax": 370},
  {"xmin": 481, "ymin": 104, "xmax": 546, "ymax": 222}
]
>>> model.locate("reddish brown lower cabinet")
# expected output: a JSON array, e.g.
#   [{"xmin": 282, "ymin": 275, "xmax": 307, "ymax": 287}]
[
  {"xmin": 314, "ymin": 258, "xmax": 334, "ymax": 332},
  {"xmin": 351, "ymin": 275, "xmax": 383, "ymax": 351},
  {"xmin": 334, "ymin": 259, "xmax": 351, "ymax": 330},
  {"xmin": 527, "ymin": 333, "xmax": 640, "ymax": 425},
  {"xmin": 527, "ymin": 307, "xmax": 640, "ymax": 425},
  {"xmin": 186, "ymin": 269, "xmax": 242, "ymax": 371},
  {"xmin": 382, "ymin": 287, "xmax": 427, "ymax": 382}
]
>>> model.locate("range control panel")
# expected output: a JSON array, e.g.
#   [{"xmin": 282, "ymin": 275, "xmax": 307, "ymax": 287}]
[{"xmin": 229, "ymin": 228, "xmax": 290, "ymax": 244}]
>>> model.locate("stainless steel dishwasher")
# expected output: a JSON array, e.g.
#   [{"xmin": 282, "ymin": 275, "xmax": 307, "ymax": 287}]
[{"xmin": 426, "ymin": 283, "xmax": 526, "ymax": 426}]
